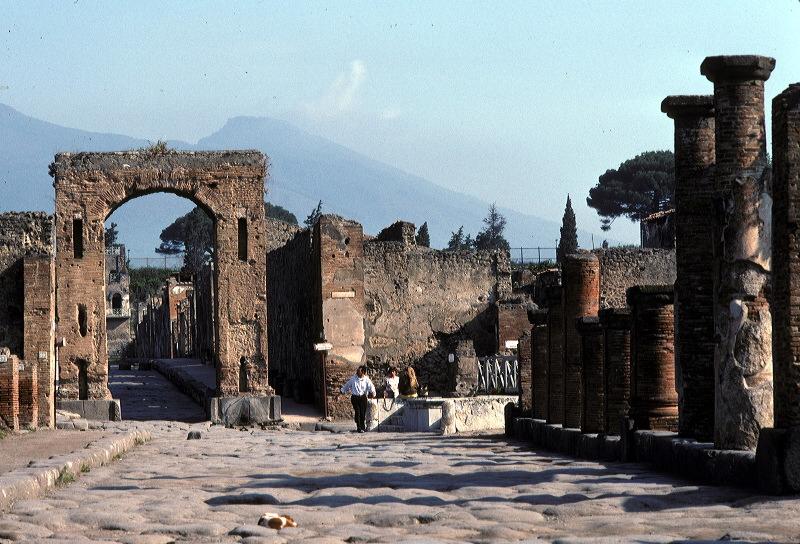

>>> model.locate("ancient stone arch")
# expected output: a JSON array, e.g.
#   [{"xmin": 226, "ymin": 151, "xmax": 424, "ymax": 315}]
[{"xmin": 51, "ymin": 151, "xmax": 270, "ymax": 400}]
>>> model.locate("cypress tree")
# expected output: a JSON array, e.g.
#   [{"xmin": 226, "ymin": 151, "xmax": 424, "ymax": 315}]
[
  {"xmin": 416, "ymin": 222, "xmax": 430, "ymax": 247},
  {"xmin": 557, "ymin": 194, "xmax": 578, "ymax": 263}
]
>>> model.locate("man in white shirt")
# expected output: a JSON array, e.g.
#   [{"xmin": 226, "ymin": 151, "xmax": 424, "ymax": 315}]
[{"xmin": 340, "ymin": 365, "xmax": 376, "ymax": 433}]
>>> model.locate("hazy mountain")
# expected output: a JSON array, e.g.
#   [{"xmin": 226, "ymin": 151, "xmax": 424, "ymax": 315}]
[{"xmin": 0, "ymin": 102, "xmax": 595, "ymax": 258}]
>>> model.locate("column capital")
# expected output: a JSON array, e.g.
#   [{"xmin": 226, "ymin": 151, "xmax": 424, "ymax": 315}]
[
  {"xmin": 701, "ymin": 55, "xmax": 775, "ymax": 83},
  {"xmin": 661, "ymin": 95, "xmax": 714, "ymax": 119}
]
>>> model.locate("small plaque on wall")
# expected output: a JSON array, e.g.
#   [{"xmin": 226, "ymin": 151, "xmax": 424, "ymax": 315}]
[
  {"xmin": 505, "ymin": 340, "xmax": 519, "ymax": 350},
  {"xmin": 0, "ymin": 354, "xmax": 8, "ymax": 363},
  {"xmin": 314, "ymin": 342, "xmax": 333, "ymax": 351},
  {"xmin": 331, "ymin": 291, "xmax": 355, "ymax": 299},
  {"xmin": 38, "ymin": 351, "xmax": 48, "ymax": 361}
]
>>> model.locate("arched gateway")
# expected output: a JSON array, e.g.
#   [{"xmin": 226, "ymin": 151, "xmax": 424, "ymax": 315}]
[{"xmin": 52, "ymin": 150, "xmax": 276, "ymax": 421}]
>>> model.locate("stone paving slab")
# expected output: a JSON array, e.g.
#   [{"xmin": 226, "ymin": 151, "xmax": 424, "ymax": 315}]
[
  {"xmin": 4, "ymin": 423, "xmax": 800, "ymax": 542},
  {"xmin": 0, "ymin": 426, "xmax": 152, "ymax": 511}
]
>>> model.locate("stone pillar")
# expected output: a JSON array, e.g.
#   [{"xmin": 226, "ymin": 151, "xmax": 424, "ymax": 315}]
[
  {"xmin": 577, "ymin": 316, "xmax": 604, "ymax": 434},
  {"xmin": 561, "ymin": 253, "xmax": 600, "ymax": 429},
  {"xmin": 18, "ymin": 360, "xmax": 38, "ymax": 429},
  {"xmin": 600, "ymin": 308, "xmax": 631, "ymax": 435},
  {"xmin": 531, "ymin": 310, "xmax": 548, "ymax": 420},
  {"xmin": 517, "ymin": 330, "xmax": 532, "ymax": 413},
  {"xmin": 497, "ymin": 301, "xmax": 531, "ymax": 354},
  {"xmin": 450, "ymin": 339, "xmax": 479, "ymax": 397},
  {"xmin": 771, "ymin": 83, "xmax": 800, "ymax": 430},
  {"xmin": 627, "ymin": 286, "xmax": 678, "ymax": 431},
  {"xmin": 23, "ymin": 255, "xmax": 56, "ymax": 428},
  {"xmin": 0, "ymin": 348, "xmax": 20, "ymax": 431},
  {"xmin": 546, "ymin": 285, "xmax": 564, "ymax": 425},
  {"xmin": 701, "ymin": 55, "xmax": 775, "ymax": 450},
  {"xmin": 661, "ymin": 95, "xmax": 716, "ymax": 441}
]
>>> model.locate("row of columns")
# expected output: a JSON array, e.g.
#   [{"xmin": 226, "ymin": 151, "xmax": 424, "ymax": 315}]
[{"xmin": 518, "ymin": 55, "xmax": 800, "ymax": 493}]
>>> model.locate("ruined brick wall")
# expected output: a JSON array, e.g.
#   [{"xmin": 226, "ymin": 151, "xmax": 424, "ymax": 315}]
[
  {"xmin": 578, "ymin": 317, "xmax": 604, "ymax": 434},
  {"xmin": 363, "ymin": 242, "xmax": 511, "ymax": 396},
  {"xmin": 772, "ymin": 83, "xmax": 800, "ymax": 430},
  {"xmin": 546, "ymin": 286, "xmax": 564, "ymax": 424},
  {"xmin": 18, "ymin": 360, "xmax": 37, "ymax": 429},
  {"xmin": 0, "ymin": 212, "xmax": 53, "ymax": 356},
  {"xmin": 376, "ymin": 221, "xmax": 416, "ymax": 246},
  {"xmin": 531, "ymin": 315, "xmax": 549, "ymax": 420},
  {"xmin": 23, "ymin": 255, "xmax": 56, "ymax": 428},
  {"xmin": 497, "ymin": 302, "xmax": 531, "ymax": 353},
  {"xmin": 267, "ymin": 229, "xmax": 316, "ymax": 403},
  {"xmin": 592, "ymin": 248, "xmax": 676, "ymax": 309},
  {"xmin": 0, "ymin": 350, "xmax": 20, "ymax": 430},
  {"xmin": 601, "ymin": 308, "xmax": 631, "ymax": 436},
  {"xmin": 517, "ymin": 330, "xmax": 532, "ymax": 413},
  {"xmin": 265, "ymin": 218, "xmax": 302, "ymax": 252}
]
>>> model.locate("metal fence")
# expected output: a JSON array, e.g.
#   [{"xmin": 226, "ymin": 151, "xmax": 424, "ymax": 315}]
[
  {"xmin": 477, "ymin": 355, "xmax": 519, "ymax": 394},
  {"xmin": 127, "ymin": 256, "xmax": 184, "ymax": 270},
  {"xmin": 509, "ymin": 247, "xmax": 557, "ymax": 265}
]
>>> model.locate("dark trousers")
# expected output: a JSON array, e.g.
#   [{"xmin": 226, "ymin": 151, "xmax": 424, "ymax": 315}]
[{"xmin": 351, "ymin": 394, "xmax": 368, "ymax": 431}]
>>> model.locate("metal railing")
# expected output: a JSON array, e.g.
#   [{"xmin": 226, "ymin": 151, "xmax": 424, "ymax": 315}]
[
  {"xmin": 509, "ymin": 247, "xmax": 557, "ymax": 265},
  {"xmin": 106, "ymin": 307, "xmax": 131, "ymax": 318},
  {"xmin": 477, "ymin": 355, "xmax": 518, "ymax": 394},
  {"xmin": 127, "ymin": 256, "xmax": 184, "ymax": 270}
]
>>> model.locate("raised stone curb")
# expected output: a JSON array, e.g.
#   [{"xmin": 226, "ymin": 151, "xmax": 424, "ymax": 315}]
[
  {"xmin": 150, "ymin": 359, "xmax": 215, "ymax": 413},
  {"xmin": 509, "ymin": 416, "xmax": 755, "ymax": 489},
  {"xmin": 0, "ymin": 427, "xmax": 151, "ymax": 511}
]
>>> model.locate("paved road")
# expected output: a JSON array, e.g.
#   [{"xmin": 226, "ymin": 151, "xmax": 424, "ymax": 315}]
[
  {"xmin": 3, "ymin": 423, "xmax": 800, "ymax": 543},
  {"xmin": 108, "ymin": 363, "xmax": 206, "ymax": 423}
]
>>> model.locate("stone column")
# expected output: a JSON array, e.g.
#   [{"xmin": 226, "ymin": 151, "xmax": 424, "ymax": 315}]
[
  {"xmin": 577, "ymin": 316, "xmax": 605, "ymax": 434},
  {"xmin": 0, "ymin": 348, "xmax": 20, "ymax": 431},
  {"xmin": 531, "ymin": 310, "xmax": 549, "ymax": 420},
  {"xmin": 772, "ymin": 83, "xmax": 800, "ymax": 429},
  {"xmin": 546, "ymin": 285, "xmax": 564, "ymax": 425},
  {"xmin": 627, "ymin": 286, "xmax": 678, "ymax": 431},
  {"xmin": 661, "ymin": 95, "xmax": 716, "ymax": 441},
  {"xmin": 562, "ymin": 253, "xmax": 600, "ymax": 429},
  {"xmin": 701, "ymin": 55, "xmax": 775, "ymax": 450},
  {"xmin": 600, "ymin": 308, "xmax": 631, "ymax": 435},
  {"xmin": 517, "ymin": 330, "xmax": 533, "ymax": 413}
]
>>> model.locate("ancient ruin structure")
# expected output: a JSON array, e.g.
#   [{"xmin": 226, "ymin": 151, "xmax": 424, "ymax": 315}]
[
  {"xmin": 661, "ymin": 94, "xmax": 716, "ymax": 441},
  {"xmin": 517, "ymin": 330, "xmax": 532, "ymax": 413},
  {"xmin": 105, "ymin": 244, "xmax": 131, "ymax": 360},
  {"xmin": 546, "ymin": 285, "xmax": 564, "ymax": 425},
  {"xmin": 626, "ymin": 286, "xmax": 678, "ymax": 431},
  {"xmin": 578, "ymin": 316, "xmax": 604, "ymax": 434},
  {"xmin": 701, "ymin": 55, "xmax": 775, "ymax": 450},
  {"xmin": 600, "ymin": 308, "xmax": 631, "ymax": 435},
  {"xmin": 561, "ymin": 252, "xmax": 600, "ymax": 428},
  {"xmin": 531, "ymin": 310, "xmax": 548, "ymax": 420},
  {"xmin": 51, "ymin": 152, "xmax": 272, "ymax": 414}
]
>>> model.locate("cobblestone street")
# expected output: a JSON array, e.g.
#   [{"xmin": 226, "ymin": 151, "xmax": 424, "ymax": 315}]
[{"xmin": 3, "ymin": 421, "xmax": 800, "ymax": 543}]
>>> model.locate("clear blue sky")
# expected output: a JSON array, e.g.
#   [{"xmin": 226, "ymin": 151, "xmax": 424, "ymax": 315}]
[{"xmin": 2, "ymin": 1, "xmax": 799, "ymax": 244}]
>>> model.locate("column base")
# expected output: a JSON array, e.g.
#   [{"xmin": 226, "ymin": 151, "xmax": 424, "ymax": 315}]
[{"xmin": 210, "ymin": 395, "xmax": 282, "ymax": 426}]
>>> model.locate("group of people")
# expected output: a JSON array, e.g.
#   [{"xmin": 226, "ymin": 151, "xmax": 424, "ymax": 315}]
[{"xmin": 340, "ymin": 365, "xmax": 419, "ymax": 432}]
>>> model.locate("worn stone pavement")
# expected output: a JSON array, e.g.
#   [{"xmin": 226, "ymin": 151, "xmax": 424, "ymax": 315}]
[{"xmin": 3, "ymin": 422, "xmax": 800, "ymax": 543}]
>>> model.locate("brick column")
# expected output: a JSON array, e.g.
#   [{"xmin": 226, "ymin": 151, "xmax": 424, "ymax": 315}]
[
  {"xmin": 561, "ymin": 253, "xmax": 600, "ymax": 429},
  {"xmin": 517, "ymin": 330, "xmax": 532, "ymax": 413},
  {"xmin": 18, "ymin": 360, "xmax": 38, "ymax": 429},
  {"xmin": 0, "ymin": 349, "xmax": 20, "ymax": 431},
  {"xmin": 661, "ymin": 95, "xmax": 716, "ymax": 441},
  {"xmin": 772, "ymin": 83, "xmax": 800, "ymax": 429},
  {"xmin": 702, "ymin": 55, "xmax": 775, "ymax": 450},
  {"xmin": 23, "ymin": 255, "xmax": 55, "ymax": 428},
  {"xmin": 577, "ymin": 316, "xmax": 604, "ymax": 434},
  {"xmin": 531, "ymin": 310, "xmax": 548, "ymax": 420},
  {"xmin": 627, "ymin": 286, "xmax": 678, "ymax": 431},
  {"xmin": 546, "ymin": 285, "xmax": 564, "ymax": 425},
  {"xmin": 498, "ymin": 302, "xmax": 531, "ymax": 353},
  {"xmin": 600, "ymin": 308, "xmax": 631, "ymax": 435}
]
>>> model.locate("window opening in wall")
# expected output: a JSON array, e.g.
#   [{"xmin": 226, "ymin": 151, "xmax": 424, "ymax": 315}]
[
  {"xmin": 78, "ymin": 304, "xmax": 88, "ymax": 337},
  {"xmin": 112, "ymin": 293, "xmax": 122, "ymax": 310},
  {"xmin": 239, "ymin": 357, "xmax": 249, "ymax": 393},
  {"xmin": 238, "ymin": 217, "xmax": 248, "ymax": 262},
  {"xmin": 73, "ymin": 218, "xmax": 84, "ymax": 258},
  {"xmin": 78, "ymin": 358, "xmax": 89, "ymax": 400}
]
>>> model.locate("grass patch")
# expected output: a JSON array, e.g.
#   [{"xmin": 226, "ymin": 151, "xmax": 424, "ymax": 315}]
[
  {"xmin": 134, "ymin": 436, "xmax": 146, "ymax": 446},
  {"xmin": 112, "ymin": 452, "xmax": 123, "ymax": 462},
  {"xmin": 0, "ymin": 428, "xmax": 7, "ymax": 440},
  {"xmin": 56, "ymin": 468, "xmax": 75, "ymax": 486},
  {"xmin": 80, "ymin": 463, "xmax": 91, "ymax": 473}
]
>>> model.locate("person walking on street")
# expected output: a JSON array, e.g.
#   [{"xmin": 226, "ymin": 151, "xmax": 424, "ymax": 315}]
[{"xmin": 341, "ymin": 365, "xmax": 376, "ymax": 432}]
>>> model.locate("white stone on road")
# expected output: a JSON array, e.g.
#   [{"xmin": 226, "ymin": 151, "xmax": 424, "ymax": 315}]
[{"xmin": 3, "ymin": 423, "xmax": 800, "ymax": 542}]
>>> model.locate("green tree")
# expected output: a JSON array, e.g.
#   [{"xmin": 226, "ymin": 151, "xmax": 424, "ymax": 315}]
[
  {"xmin": 129, "ymin": 267, "xmax": 174, "ymax": 303},
  {"xmin": 475, "ymin": 203, "xmax": 510, "ymax": 251},
  {"xmin": 155, "ymin": 207, "xmax": 213, "ymax": 274},
  {"xmin": 415, "ymin": 222, "xmax": 430, "ymax": 247},
  {"xmin": 557, "ymin": 195, "xmax": 579, "ymax": 263},
  {"xmin": 104, "ymin": 222, "xmax": 119, "ymax": 249},
  {"xmin": 447, "ymin": 226, "xmax": 465, "ymax": 250},
  {"xmin": 265, "ymin": 202, "xmax": 298, "ymax": 225},
  {"xmin": 586, "ymin": 150, "xmax": 675, "ymax": 231},
  {"xmin": 304, "ymin": 200, "xmax": 323, "ymax": 228}
]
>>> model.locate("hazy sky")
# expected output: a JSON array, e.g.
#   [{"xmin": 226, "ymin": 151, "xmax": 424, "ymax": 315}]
[{"xmin": 3, "ymin": 1, "xmax": 800, "ymax": 243}]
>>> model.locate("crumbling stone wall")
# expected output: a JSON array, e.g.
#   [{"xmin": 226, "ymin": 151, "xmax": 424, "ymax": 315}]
[
  {"xmin": 267, "ymin": 229, "xmax": 315, "ymax": 403},
  {"xmin": 265, "ymin": 218, "xmax": 302, "ymax": 252},
  {"xmin": 52, "ymin": 151, "xmax": 269, "ymax": 399},
  {"xmin": 0, "ymin": 212, "xmax": 53, "ymax": 356},
  {"xmin": 592, "ymin": 248, "xmax": 676, "ymax": 309},
  {"xmin": 23, "ymin": 255, "xmax": 55, "ymax": 428},
  {"xmin": 363, "ymin": 242, "xmax": 511, "ymax": 395}
]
